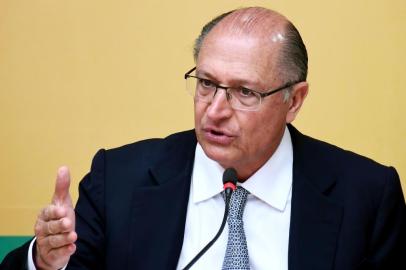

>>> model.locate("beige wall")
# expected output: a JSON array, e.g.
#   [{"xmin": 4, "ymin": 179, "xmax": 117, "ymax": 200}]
[{"xmin": 1, "ymin": 0, "xmax": 405, "ymax": 234}]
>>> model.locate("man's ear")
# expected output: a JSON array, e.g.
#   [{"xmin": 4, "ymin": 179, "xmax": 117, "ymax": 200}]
[{"xmin": 286, "ymin": 81, "xmax": 309, "ymax": 123}]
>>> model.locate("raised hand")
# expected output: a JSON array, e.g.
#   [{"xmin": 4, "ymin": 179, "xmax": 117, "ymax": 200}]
[{"xmin": 34, "ymin": 166, "xmax": 77, "ymax": 270}]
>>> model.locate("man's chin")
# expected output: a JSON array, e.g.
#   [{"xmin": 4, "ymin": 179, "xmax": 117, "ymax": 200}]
[{"xmin": 201, "ymin": 144, "xmax": 236, "ymax": 168}]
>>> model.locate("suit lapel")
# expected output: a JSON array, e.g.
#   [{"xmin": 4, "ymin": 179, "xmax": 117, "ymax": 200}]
[
  {"xmin": 127, "ymin": 131, "xmax": 197, "ymax": 270},
  {"xmin": 288, "ymin": 125, "xmax": 344, "ymax": 270}
]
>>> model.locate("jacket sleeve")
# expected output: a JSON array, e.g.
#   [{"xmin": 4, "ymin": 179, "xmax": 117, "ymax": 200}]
[
  {"xmin": 361, "ymin": 167, "xmax": 406, "ymax": 269},
  {"xmin": 0, "ymin": 239, "xmax": 32, "ymax": 270},
  {"xmin": 66, "ymin": 149, "xmax": 106, "ymax": 269}
]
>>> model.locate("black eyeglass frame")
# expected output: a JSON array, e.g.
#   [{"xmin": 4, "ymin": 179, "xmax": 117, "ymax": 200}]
[{"xmin": 184, "ymin": 66, "xmax": 303, "ymax": 100}]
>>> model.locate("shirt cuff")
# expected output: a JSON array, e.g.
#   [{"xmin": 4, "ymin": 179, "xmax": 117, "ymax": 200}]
[
  {"xmin": 27, "ymin": 237, "xmax": 68, "ymax": 270},
  {"xmin": 27, "ymin": 238, "xmax": 36, "ymax": 270}
]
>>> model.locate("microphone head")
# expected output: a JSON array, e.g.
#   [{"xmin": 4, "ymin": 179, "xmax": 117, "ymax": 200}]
[{"xmin": 223, "ymin": 168, "xmax": 238, "ymax": 185}]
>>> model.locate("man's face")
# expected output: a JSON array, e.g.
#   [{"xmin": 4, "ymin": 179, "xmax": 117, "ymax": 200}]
[{"xmin": 194, "ymin": 32, "xmax": 292, "ymax": 179}]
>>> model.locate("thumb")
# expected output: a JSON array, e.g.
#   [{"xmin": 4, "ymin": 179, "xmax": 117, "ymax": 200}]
[{"xmin": 52, "ymin": 166, "xmax": 72, "ymax": 207}]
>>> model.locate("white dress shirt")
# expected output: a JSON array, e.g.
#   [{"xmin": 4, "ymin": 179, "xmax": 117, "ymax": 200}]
[
  {"xmin": 177, "ymin": 127, "xmax": 293, "ymax": 270},
  {"xmin": 28, "ymin": 127, "xmax": 293, "ymax": 270}
]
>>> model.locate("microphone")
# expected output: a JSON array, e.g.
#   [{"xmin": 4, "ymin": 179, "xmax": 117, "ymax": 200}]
[
  {"xmin": 182, "ymin": 168, "xmax": 238, "ymax": 270},
  {"xmin": 222, "ymin": 167, "xmax": 238, "ymax": 197}
]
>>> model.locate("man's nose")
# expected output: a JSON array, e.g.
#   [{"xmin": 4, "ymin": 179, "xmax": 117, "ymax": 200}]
[{"xmin": 206, "ymin": 88, "xmax": 233, "ymax": 120}]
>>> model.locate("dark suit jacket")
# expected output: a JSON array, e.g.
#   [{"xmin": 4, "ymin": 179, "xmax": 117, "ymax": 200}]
[{"xmin": 2, "ymin": 125, "xmax": 405, "ymax": 270}]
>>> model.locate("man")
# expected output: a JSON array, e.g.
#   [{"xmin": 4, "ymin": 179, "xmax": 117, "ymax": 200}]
[{"xmin": 1, "ymin": 6, "xmax": 405, "ymax": 270}]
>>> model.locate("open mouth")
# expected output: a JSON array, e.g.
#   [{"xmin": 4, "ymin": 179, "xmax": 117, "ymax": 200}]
[
  {"xmin": 203, "ymin": 128, "xmax": 234, "ymax": 145},
  {"xmin": 210, "ymin": 129, "xmax": 225, "ymax": 136}
]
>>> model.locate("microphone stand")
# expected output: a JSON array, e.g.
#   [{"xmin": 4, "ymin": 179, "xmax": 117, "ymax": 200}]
[{"xmin": 182, "ymin": 193, "xmax": 231, "ymax": 270}]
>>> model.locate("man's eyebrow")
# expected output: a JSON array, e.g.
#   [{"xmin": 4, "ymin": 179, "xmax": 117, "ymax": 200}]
[
  {"xmin": 196, "ymin": 69, "xmax": 261, "ymax": 89},
  {"xmin": 196, "ymin": 69, "xmax": 216, "ymax": 80}
]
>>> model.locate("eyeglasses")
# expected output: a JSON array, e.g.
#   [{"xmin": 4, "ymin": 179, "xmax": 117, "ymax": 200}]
[{"xmin": 184, "ymin": 67, "xmax": 301, "ymax": 111}]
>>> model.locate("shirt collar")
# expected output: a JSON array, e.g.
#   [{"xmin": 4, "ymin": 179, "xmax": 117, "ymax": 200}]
[{"xmin": 191, "ymin": 126, "xmax": 293, "ymax": 211}]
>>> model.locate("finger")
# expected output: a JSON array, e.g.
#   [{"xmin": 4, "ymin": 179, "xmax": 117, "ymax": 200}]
[
  {"xmin": 39, "ymin": 205, "xmax": 67, "ymax": 222},
  {"xmin": 37, "ymin": 243, "xmax": 76, "ymax": 269},
  {"xmin": 47, "ymin": 243, "xmax": 76, "ymax": 260},
  {"xmin": 52, "ymin": 166, "xmax": 72, "ymax": 206},
  {"xmin": 50, "ymin": 217, "xmax": 74, "ymax": 234},
  {"xmin": 40, "ymin": 231, "xmax": 77, "ymax": 249},
  {"xmin": 36, "ymin": 217, "xmax": 74, "ymax": 237}
]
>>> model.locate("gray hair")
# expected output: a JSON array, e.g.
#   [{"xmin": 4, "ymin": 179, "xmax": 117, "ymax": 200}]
[
  {"xmin": 278, "ymin": 22, "xmax": 308, "ymax": 101},
  {"xmin": 193, "ymin": 8, "xmax": 308, "ymax": 101}
]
